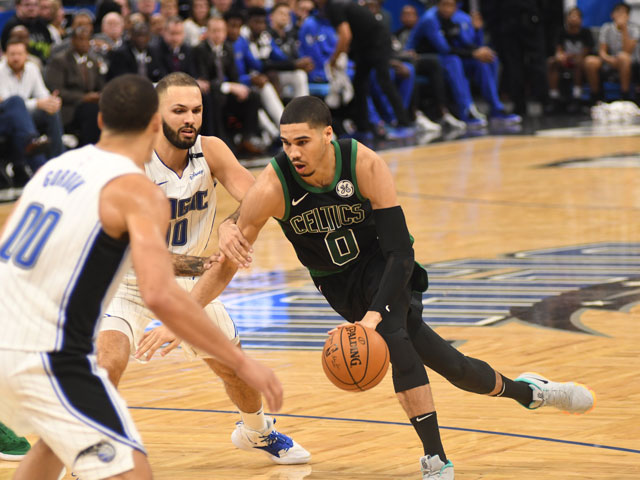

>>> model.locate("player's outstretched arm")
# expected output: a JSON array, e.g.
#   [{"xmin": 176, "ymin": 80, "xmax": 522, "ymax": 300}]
[
  {"xmin": 354, "ymin": 143, "xmax": 415, "ymax": 328},
  {"xmin": 190, "ymin": 164, "xmax": 285, "ymax": 304},
  {"xmin": 201, "ymin": 136, "xmax": 256, "ymax": 265},
  {"xmin": 201, "ymin": 136, "xmax": 255, "ymax": 202},
  {"xmin": 100, "ymin": 174, "xmax": 283, "ymax": 411}
]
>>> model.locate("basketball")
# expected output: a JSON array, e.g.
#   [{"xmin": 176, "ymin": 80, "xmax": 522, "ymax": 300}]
[{"xmin": 321, "ymin": 323, "xmax": 390, "ymax": 392}]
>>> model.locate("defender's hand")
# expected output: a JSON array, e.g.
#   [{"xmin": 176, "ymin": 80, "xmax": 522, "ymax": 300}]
[
  {"xmin": 218, "ymin": 218, "xmax": 252, "ymax": 268},
  {"xmin": 135, "ymin": 325, "xmax": 182, "ymax": 361}
]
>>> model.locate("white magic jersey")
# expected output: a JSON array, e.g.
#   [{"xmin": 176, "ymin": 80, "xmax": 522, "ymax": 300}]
[
  {"xmin": 0, "ymin": 145, "xmax": 142, "ymax": 353},
  {"xmin": 145, "ymin": 135, "xmax": 217, "ymax": 256},
  {"xmin": 103, "ymin": 136, "xmax": 236, "ymax": 353}
]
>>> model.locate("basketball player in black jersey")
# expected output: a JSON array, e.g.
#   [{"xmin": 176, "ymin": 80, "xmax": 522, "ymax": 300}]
[{"xmin": 191, "ymin": 96, "xmax": 595, "ymax": 480}]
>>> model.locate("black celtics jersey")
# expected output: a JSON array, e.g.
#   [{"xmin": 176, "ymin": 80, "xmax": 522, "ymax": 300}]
[{"xmin": 271, "ymin": 138, "xmax": 378, "ymax": 275}]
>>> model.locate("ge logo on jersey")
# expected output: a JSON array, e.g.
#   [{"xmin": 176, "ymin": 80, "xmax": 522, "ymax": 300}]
[{"xmin": 336, "ymin": 180, "xmax": 354, "ymax": 198}]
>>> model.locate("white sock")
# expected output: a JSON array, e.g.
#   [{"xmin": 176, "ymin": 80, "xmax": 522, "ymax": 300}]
[
  {"xmin": 572, "ymin": 86, "xmax": 583, "ymax": 98},
  {"xmin": 240, "ymin": 406, "xmax": 268, "ymax": 432},
  {"xmin": 549, "ymin": 89, "xmax": 560, "ymax": 99}
]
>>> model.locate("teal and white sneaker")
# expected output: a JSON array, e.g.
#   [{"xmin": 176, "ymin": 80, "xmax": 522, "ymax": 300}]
[
  {"xmin": 0, "ymin": 422, "xmax": 30, "ymax": 461},
  {"xmin": 421, "ymin": 454, "xmax": 454, "ymax": 479},
  {"xmin": 515, "ymin": 372, "xmax": 595, "ymax": 414},
  {"xmin": 231, "ymin": 417, "xmax": 311, "ymax": 465}
]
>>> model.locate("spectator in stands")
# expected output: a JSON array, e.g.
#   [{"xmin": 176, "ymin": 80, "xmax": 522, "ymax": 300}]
[
  {"xmin": 93, "ymin": 11, "xmax": 125, "ymax": 55},
  {"xmin": 407, "ymin": 0, "xmax": 521, "ymax": 127},
  {"xmin": 388, "ymin": 6, "xmax": 463, "ymax": 131},
  {"xmin": 1, "ymin": 0, "xmax": 53, "ymax": 63},
  {"xmin": 154, "ymin": 16, "xmax": 192, "ymax": 73},
  {"xmin": 50, "ymin": 9, "xmax": 94, "ymax": 58},
  {"xmin": 293, "ymin": 0, "xmax": 314, "ymax": 31},
  {"xmin": 269, "ymin": 2, "xmax": 298, "ymax": 61},
  {"xmin": 150, "ymin": 12, "xmax": 166, "ymax": 37},
  {"xmin": 225, "ymin": 9, "xmax": 284, "ymax": 131},
  {"xmin": 128, "ymin": 12, "xmax": 148, "ymax": 29},
  {"xmin": 394, "ymin": 4, "xmax": 418, "ymax": 51},
  {"xmin": 0, "ymin": 95, "xmax": 48, "ymax": 190},
  {"xmin": 39, "ymin": 0, "xmax": 62, "ymax": 44},
  {"xmin": 547, "ymin": 7, "xmax": 594, "ymax": 103},
  {"xmin": 243, "ymin": 0, "xmax": 266, "ymax": 9},
  {"xmin": 358, "ymin": 0, "xmax": 420, "ymax": 134},
  {"xmin": 363, "ymin": 0, "xmax": 391, "ymax": 32},
  {"xmin": 115, "ymin": 0, "xmax": 132, "ymax": 18},
  {"xmin": 585, "ymin": 2, "xmax": 640, "ymax": 103},
  {"xmin": 107, "ymin": 20, "xmax": 165, "ymax": 82},
  {"xmin": 211, "ymin": 0, "xmax": 232, "ymax": 17},
  {"xmin": 8, "ymin": 25, "xmax": 44, "ymax": 71},
  {"xmin": 45, "ymin": 26, "xmax": 104, "ymax": 146},
  {"xmin": 137, "ymin": 0, "xmax": 159, "ymax": 22},
  {"xmin": 246, "ymin": 6, "xmax": 313, "ymax": 99},
  {"xmin": 160, "ymin": 0, "xmax": 179, "ymax": 19},
  {"xmin": 192, "ymin": 16, "xmax": 264, "ymax": 153},
  {"xmin": 481, "ymin": 0, "xmax": 548, "ymax": 115},
  {"xmin": 0, "ymin": 39, "xmax": 64, "ymax": 162},
  {"xmin": 315, "ymin": 0, "xmax": 411, "ymax": 137},
  {"xmin": 184, "ymin": 0, "xmax": 210, "ymax": 46},
  {"xmin": 297, "ymin": 7, "xmax": 335, "ymax": 85},
  {"xmin": 95, "ymin": 0, "xmax": 131, "ymax": 32}
]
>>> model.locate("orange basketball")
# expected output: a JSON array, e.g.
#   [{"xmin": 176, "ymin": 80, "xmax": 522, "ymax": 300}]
[{"xmin": 321, "ymin": 323, "xmax": 390, "ymax": 392}]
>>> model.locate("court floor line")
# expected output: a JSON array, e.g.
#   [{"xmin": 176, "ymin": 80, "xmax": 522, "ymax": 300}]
[{"xmin": 129, "ymin": 406, "xmax": 639, "ymax": 455}]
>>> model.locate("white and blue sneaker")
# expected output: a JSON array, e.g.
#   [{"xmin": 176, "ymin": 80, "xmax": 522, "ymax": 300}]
[
  {"xmin": 515, "ymin": 372, "xmax": 595, "ymax": 414},
  {"xmin": 490, "ymin": 111, "xmax": 523, "ymax": 125},
  {"xmin": 461, "ymin": 105, "xmax": 488, "ymax": 128},
  {"xmin": 421, "ymin": 454, "xmax": 454, "ymax": 479},
  {"xmin": 231, "ymin": 417, "xmax": 311, "ymax": 465}
]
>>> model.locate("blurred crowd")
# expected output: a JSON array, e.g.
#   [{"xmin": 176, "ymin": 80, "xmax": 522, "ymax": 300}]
[{"xmin": 0, "ymin": 0, "xmax": 639, "ymax": 197}]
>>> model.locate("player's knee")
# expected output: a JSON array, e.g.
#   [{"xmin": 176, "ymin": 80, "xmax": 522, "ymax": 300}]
[
  {"xmin": 444, "ymin": 356, "xmax": 495, "ymax": 394},
  {"xmin": 96, "ymin": 336, "xmax": 130, "ymax": 387},
  {"xmin": 381, "ymin": 329, "xmax": 429, "ymax": 393},
  {"xmin": 99, "ymin": 355, "xmax": 128, "ymax": 387}
]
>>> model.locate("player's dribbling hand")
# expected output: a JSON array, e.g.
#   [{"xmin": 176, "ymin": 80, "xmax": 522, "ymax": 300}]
[
  {"xmin": 135, "ymin": 325, "xmax": 182, "ymax": 361},
  {"xmin": 235, "ymin": 356, "xmax": 283, "ymax": 412},
  {"xmin": 328, "ymin": 311, "xmax": 382, "ymax": 334},
  {"xmin": 218, "ymin": 219, "xmax": 253, "ymax": 268},
  {"xmin": 327, "ymin": 322, "xmax": 352, "ymax": 335}
]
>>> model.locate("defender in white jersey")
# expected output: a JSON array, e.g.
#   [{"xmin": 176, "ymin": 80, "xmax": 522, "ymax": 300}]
[
  {"xmin": 97, "ymin": 72, "xmax": 310, "ymax": 465},
  {"xmin": 0, "ymin": 75, "xmax": 283, "ymax": 480}
]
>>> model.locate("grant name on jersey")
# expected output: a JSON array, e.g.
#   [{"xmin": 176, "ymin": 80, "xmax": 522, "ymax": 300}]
[{"xmin": 42, "ymin": 169, "xmax": 85, "ymax": 194}]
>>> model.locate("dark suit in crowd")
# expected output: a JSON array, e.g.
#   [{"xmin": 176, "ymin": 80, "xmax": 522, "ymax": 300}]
[
  {"xmin": 45, "ymin": 27, "xmax": 104, "ymax": 146},
  {"xmin": 191, "ymin": 39, "xmax": 261, "ymax": 147}
]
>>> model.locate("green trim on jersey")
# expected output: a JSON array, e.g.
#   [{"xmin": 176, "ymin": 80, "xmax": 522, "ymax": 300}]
[
  {"xmin": 308, "ymin": 265, "xmax": 349, "ymax": 277},
  {"xmin": 349, "ymin": 138, "xmax": 365, "ymax": 202},
  {"xmin": 286, "ymin": 140, "xmax": 343, "ymax": 193},
  {"xmin": 270, "ymin": 157, "xmax": 291, "ymax": 221}
]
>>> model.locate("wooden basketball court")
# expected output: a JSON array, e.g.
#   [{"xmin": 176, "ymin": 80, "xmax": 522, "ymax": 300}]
[{"xmin": 1, "ymin": 133, "xmax": 639, "ymax": 479}]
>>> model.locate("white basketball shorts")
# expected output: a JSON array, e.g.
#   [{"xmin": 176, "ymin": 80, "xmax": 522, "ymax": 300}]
[
  {"xmin": 101, "ymin": 275, "xmax": 239, "ymax": 359},
  {"xmin": 0, "ymin": 349, "xmax": 144, "ymax": 480}
]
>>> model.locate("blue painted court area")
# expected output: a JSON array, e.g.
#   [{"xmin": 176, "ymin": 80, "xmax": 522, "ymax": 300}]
[
  {"xmin": 145, "ymin": 242, "xmax": 640, "ymax": 349},
  {"xmin": 129, "ymin": 405, "xmax": 640, "ymax": 456},
  {"xmin": 220, "ymin": 242, "xmax": 640, "ymax": 349}
]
